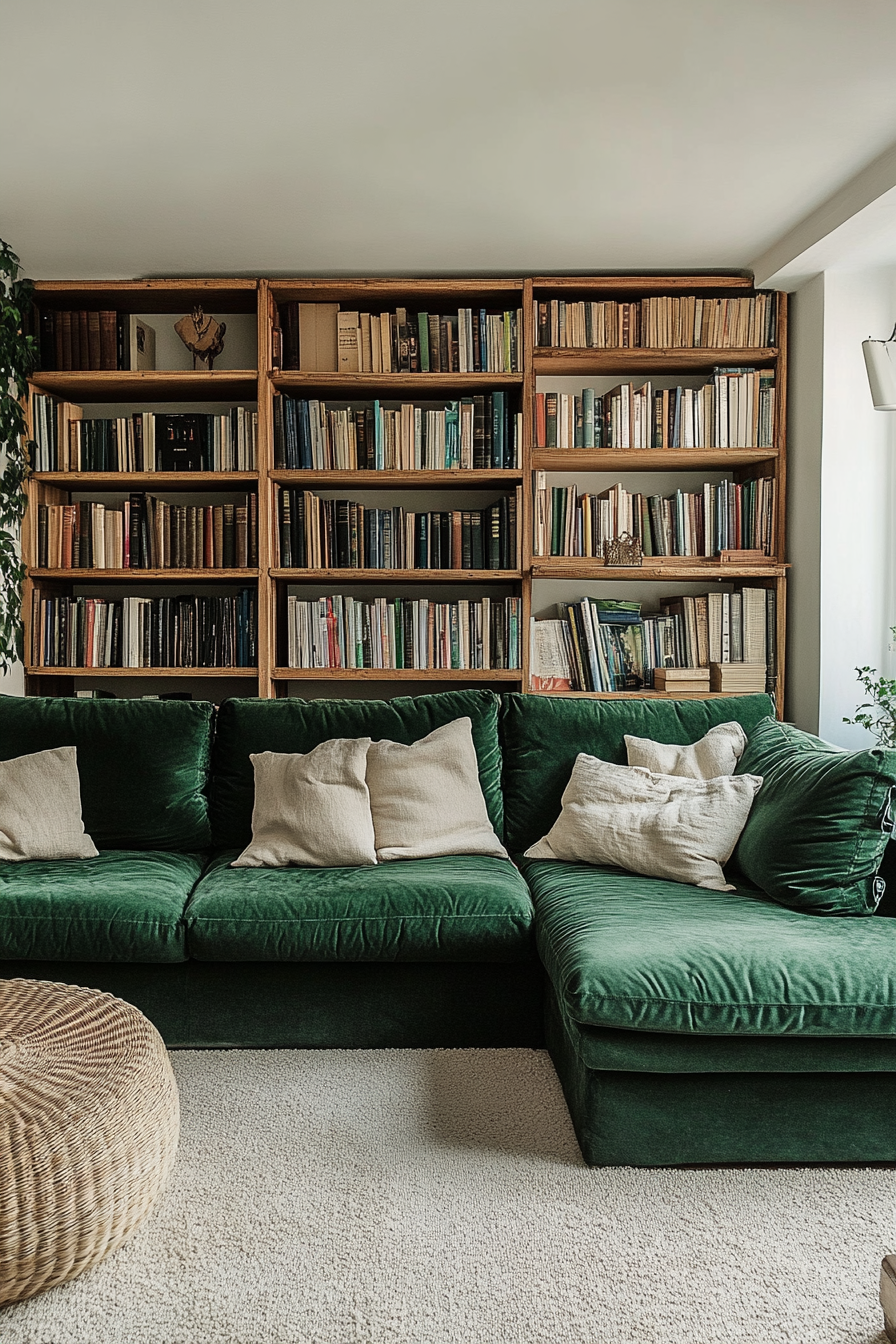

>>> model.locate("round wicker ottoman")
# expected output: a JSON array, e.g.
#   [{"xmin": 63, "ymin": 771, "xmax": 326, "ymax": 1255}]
[{"xmin": 0, "ymin": 978, "xmax": 179, "ymax": 1306}]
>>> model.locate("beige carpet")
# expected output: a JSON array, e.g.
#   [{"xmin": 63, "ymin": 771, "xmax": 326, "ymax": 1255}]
[{"xmin": 1, "ymin": 1048, "xmax": 893, "ymax": 1344}]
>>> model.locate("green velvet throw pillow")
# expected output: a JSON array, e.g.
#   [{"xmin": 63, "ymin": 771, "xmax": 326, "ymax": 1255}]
[{"xmin": 734, "ymin": 717, "xmax": 896, "ymax": 915}]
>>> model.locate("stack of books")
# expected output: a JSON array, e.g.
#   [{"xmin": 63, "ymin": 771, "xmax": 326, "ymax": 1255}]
[
  {"xmin": 653, "ymin": 667, "xmax": 710, "ymax": 692},
  {"xmin": 709, "ymin": 662, "xmax": 767, "ymax": 692}
]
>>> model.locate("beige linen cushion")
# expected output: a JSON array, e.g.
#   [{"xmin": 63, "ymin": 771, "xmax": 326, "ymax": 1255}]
[
  {"xmin": 366, "ymin": 717, "xmax": 508, "ymax": 862},
  {"xmin": 233, "ymin": 737, "xmax": 377, "ymax": 868},
  {"xmin": 625, "ymin": 721, "xmax": 748, "ymax": 779},
  {"xmin": 525, "ymin": 753, "xmax": 762, "ymax": 891},
  {"xmin": 0, "ymin": 746, "xmax": 98, "ymax": 861}
]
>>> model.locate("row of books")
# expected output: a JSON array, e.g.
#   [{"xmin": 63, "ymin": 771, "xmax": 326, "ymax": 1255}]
[
  {"xmin": 285, "ymin": 595, "xmax": 521, "ymax": 671},
  {"xmin": 36, "ymin": 495, "xmax": 258, "ymax": 571},
  {"xmin": 32, "ymin": 591, "xmax": 257, "ymax": 669},
  {"xmin": 274, "ymin": 394, "xmax": 520, "ymax": 471},
  {"xmin": 533, "ymin": 477, "xmax": 776, "ymax": 559},
  {"xmin": 530, "ymin": 590, "xmax": 776, "ymax": 693},
  {"xmin": 277, "ymin": 303, "xmax": 522, "ymax": 373},
  {"xmin": 28, "ymin": 309, "xmax": 156, "ymax": 371},
  {"xmin": 534, "ymin": 294, "xmax": 777, "ymax": 350},
  {"xmin": 278, "ymin": 491, "xmax": 517, "ymax": 571},
  {"xmin": 31, "ymin": 398, "xmax": 258, "ymax": 473},
  {"xmin": 534, "ymin": 372, "xmax": 775, "ymax": 450}
]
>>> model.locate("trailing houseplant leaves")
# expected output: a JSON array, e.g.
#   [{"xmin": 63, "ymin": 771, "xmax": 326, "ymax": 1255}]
[{"xmin": 0, "ymin": 239, "xmax": 36, "ymax": 673}]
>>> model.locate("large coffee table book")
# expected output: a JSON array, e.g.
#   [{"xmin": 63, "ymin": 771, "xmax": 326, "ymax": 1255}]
[{"xmin": 22, "ymin": 275, "xmax": 786, "ymax": 712}]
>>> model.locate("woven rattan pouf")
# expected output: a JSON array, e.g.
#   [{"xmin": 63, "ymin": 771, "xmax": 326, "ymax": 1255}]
[{"xmin": 0, "ymin": 978, "xmax": 179, "ymax": 1306}]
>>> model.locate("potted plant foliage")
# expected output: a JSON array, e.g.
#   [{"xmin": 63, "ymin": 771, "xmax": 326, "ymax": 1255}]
[
  {"xmin": 845, "ymin": 634, "xmax": 896, "ymax": 909},
  {"xmin": 0, "ymin": 240, "xmax": 36, "ymax": 673}
]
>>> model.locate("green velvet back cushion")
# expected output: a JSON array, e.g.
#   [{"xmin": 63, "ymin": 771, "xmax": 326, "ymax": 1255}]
[
  {"xmin": 500, "ymin": 693, "xmax": 775, "ymax": 854},
  {"xmin": 211, "ymin": 690, "xmax": 504, "ymax": 850},
  {"xmin": 734, "ymin": 717, "xmax": 896, "ymax": 915},
  {"xmin": 0, "ymin": 696, "xmax": 213, "ymax": 849}
]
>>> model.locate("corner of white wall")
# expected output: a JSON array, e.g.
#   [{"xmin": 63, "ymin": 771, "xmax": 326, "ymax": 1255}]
[{"xmin": 817, "ymin": 266, "xmax": 896, "ymax": 747}]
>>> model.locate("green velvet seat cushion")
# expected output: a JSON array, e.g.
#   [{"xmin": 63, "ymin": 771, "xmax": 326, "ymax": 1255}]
[
  {"xmin": 524, "ymin": 857, "xmax": 896, "ymax": 1036},
  {"xmin": 0, "ymin": 696, "xmax": 213, "ymax": 849},
  {"xmin": 558, "ymin": 995, "xmax": 896, "ymax": 1073},
  {"xmin": 0, "ymin": 850, "xmax": 202, "ymax": 962},
  {"xmin": 733, "ymin": 717, "xmax": 896, "ymax": 915},
  {"xmin": 211, "ymin": 691, "xmax": 504, "ymax": 851},
  {"xmin": 186, "ymin": 851, "xmax": 535, "ymax": 962},
  {"xmin": 500, "ymin": 693, "xmax": 775, "ymax": 853}
]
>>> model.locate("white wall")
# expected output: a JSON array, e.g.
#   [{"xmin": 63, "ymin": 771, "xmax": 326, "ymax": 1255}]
[
  {"xmin": 786, "ymin": 266, "xmax": 896, "ymax": 746},
  {"xmin": 785, "ymin": 275, "xmax": 823, "ymax": 733}
]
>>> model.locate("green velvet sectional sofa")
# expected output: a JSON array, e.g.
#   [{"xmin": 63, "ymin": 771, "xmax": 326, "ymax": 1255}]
[{"xmin": 2, "ymin": 687, "xmax": 895, "ymax": 1168}]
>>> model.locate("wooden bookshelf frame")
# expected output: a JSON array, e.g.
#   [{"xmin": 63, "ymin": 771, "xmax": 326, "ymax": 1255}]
[{"xmin": 21, "ymin": 274, "xmax": 787, "ymax": 712}]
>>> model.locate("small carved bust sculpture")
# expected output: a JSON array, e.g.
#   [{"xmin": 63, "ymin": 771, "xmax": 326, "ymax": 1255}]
[{"xmin": 175, "ymin": 306, "xmax": 227, "ymax": 371}]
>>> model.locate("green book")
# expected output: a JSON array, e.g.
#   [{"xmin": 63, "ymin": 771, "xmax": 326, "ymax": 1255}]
[{"xmin": 417, "ymin": 314, "xmax": 430, "ymax": 372}]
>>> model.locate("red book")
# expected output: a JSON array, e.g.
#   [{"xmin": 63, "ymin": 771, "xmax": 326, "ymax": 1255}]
[{"xmin": 535, "ymin": 393, "xmax": 546, "ymax": 448}]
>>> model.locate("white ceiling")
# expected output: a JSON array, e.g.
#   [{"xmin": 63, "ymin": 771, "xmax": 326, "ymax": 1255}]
[{"xmin": 5, "ymin": 0, "xmax": 896, "ymax": 280}]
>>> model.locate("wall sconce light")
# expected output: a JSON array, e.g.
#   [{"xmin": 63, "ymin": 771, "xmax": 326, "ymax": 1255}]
[{"xmin": 864, "ymin": 325, "xmax": 896, "ymax": 409}]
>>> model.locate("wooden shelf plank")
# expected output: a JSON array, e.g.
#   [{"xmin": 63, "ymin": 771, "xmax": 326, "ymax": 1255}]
[
  {"xmin": 531, "ymin": 449, "xmax": 777, "ymax": 472},
  {"xmin": 32, "ymin": 471, "xmax": 258, "ymax": 490},
  {"xmin": 32, "ymin": 569, "xmax": 258, "ymax": 581},
  {"xmin": 271, "ymin": 569, "xmax": 521, "ymax": 582},
  {"xmin": 29, "ymin": 371, "xmax": 258, "ymax": 402},
  {"xmin": 527, "ymin": 689, "xmax": 768, "ymax": 700},
  {"xmin": 270, "ymin": 469, "xmax": 522, "ymax": 487},
  {"xmin": 268, "ymin": 278, "xmax": 523, "ymax": 304},
  {"xmin": 271, "ymin": 372, "xmax": 522, "ymax": 392},
  {"xmin": 26, "ymin": 666, "xmax": 258, "ymax": 678},
  {"xmin": 272, "ymin": 667, "xmax": 522, "ymax": 681},
  {"xmin": 530, "ymin": 558, "xmax": 786, "ymax": 580},
  {"xmin": 529, "ymin": 275, "xmax": 754, "ymax": 295},
  {"xmin": 32, "ymin": 279, "xmax": 258, "ymax": 313},
  {"xmin": 532, "ymin": 348, "xmax": 777, "ymax": 375}
]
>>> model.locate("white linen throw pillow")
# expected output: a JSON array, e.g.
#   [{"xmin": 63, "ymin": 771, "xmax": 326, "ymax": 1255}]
[
  {"xmin": 0, "ymin": 746, "xmax": 98, "ymax": 861},
  {"xmin": 525, "ymin": 753, "xmax": 762, "ymax": 891},
  {"xmin": 625, "ymin": 721, "xmax": 747, "ymax": 779},
  {"xmin": 232, "ymin": 737, "xmax": 377, "ymax": 868},
  {"xmin": 366, "ymin": 717, "xmax": 508, "ymax": 862}
]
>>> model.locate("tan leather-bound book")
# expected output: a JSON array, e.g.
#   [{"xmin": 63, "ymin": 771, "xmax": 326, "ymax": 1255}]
[
  {"xmin": 451, "ymin": 511, "xmax": 463, "ymax": 569},
  {"xmin": 298, "ymin": 303, "xmax": 339, "ymax": 372},
  {"xmin": 337, "ymin": 311, "xmax": 360, "ymax": 372}
]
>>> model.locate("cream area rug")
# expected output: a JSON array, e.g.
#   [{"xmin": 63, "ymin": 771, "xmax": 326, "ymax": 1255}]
[{"xmin": 2, "ymin": 1048, "xmax": 893, "ymax": 1344}]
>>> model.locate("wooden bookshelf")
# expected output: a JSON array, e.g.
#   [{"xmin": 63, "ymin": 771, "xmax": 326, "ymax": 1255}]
[
  {"xmin": 32, "ymin": 472, "xmax": 258, "ymax": 490},
  {"xmin": 530, "ymin": 449, "xmax": 776, "ymax": 472},
  {"xmin": 272, "ymin": 372, "xmax": 522, "ymax": 392},
  {"xmin": 271, "ymin": 569, "xmax": 521, "ymax": 582},
  {"xmin": 30, "ymin": 371, "xmax": 258, "ymax": 402},
  {"xmin": 26, "ymin": 666, "xmax": 258, "ymax": 678},
  {"xmin": 271, "ymin": 469, "xmax": 522, "ymax": 488},
  {"xmin": 32, "ymin": 569, "xmax": 258, "ymax": 581},
  {"xmin": 21, "ymin": 273, "xmax": 787, "ymax": 709}
]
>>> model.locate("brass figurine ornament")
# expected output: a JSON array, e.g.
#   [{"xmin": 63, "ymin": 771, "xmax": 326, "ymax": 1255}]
[{"xmin": 175, "ymin": 306, "xmax": 226, "ymax": 371}]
